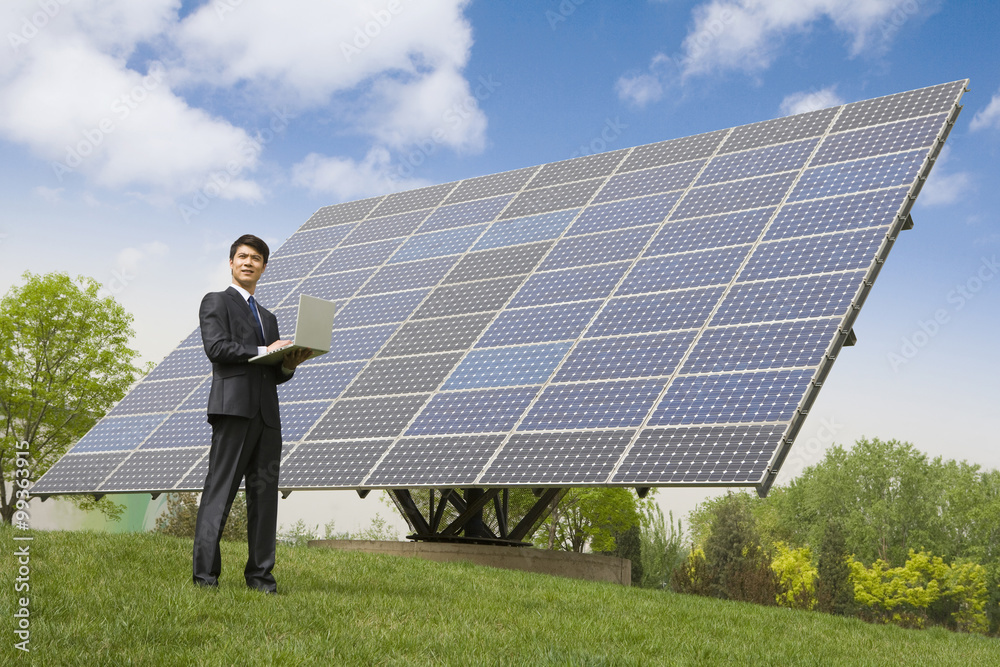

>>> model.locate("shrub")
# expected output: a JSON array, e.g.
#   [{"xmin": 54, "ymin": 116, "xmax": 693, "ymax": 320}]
[
  {"xmin": 671, "ymin": 547, "xmax": 713, "ymax": 596},
  {"xmin": 815, "ymin": 521, "xmax": 854, "ymax": 616},
  {"xmin": 850, "ymin": 550, "xmax": 989, "ymax": 633},
  {"xmin": 702, "ymin": 494, "xmax": 780, "ymax": 605},
  {"xmin": 772, "ymin": 542, "xmax": 816, "ymax": 609},
  {"xmin": 155, "ymin": 492, "xmax": 247, "ymax": 542},
  {"xmin": 639, "ymin": 505, "xmax": 686, "ymax": 589}
]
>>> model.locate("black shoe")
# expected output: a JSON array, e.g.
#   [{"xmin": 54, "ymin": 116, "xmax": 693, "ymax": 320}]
[
  {"xmin": 193, "ymin": 579, "xmax": 218, "ymax": 589},
  {"xmin": 247, "ymin": 584, "xmax": 276, "ymax": 595}
]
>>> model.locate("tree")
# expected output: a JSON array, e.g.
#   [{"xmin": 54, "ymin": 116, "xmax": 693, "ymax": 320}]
[
  {"xmin": 156, "ymin": 492, "xmax": 248, "ymax": 542},
  {"xmin": 815, "ymin": 521, "xmax": 853, "ymax": 616},
  {"xmin": 535, "ymin": 488, "xmax": 641, "ymax": 553},
  {"xmin": 771, "ymin": 542, "xmax": 817, "ymax": 609},
  {"xmin": 0, "ymin": 272, "xmax": 148, "ymax": 524},
  {"xmin": 638, "ymin": 504, "xmax": 687, "ymax": 589},
  {"xmin": 771, "ymin": 438, "xmax": 948, "ymax": 566},
  {"xmin": 600, "ymin": 521, "xmax": 643, "ymax": 585},
  {"xmin": 701, "ymin": 493, "xmax": 780, "ymax": 605}
]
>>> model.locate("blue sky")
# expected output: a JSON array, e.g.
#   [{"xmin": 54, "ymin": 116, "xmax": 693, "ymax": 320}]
[{"xmin": 2, "ymin": 1, "xmax": 998, "ymax": 527}]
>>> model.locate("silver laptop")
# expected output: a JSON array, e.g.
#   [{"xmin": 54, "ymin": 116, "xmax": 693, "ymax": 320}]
[{"xmin": 249, "ymin": 294, "xmax": 336, "ymax": 365}]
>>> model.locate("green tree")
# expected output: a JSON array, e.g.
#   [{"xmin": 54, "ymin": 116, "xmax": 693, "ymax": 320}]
[
  {"xmin": 772, "ymin": 438, "xmax": 946, "ymax": 566},
  {"xmin": 536, "ymin": 487, "xmax": 641, "ymax": 553},
  {"xmin": 638, "ymin": 504, "xmax": 687, "ymax": 589},
  {"xmin": 0, "ymin": 272, "xmax": 148, "ymax": 524},
  {"xmin": 815, "ymin": 521, "xmax": 853, "ymax": 616},
  {"xmin": 600, "ymin": 521, "xmax": 643, "ymax": 585},
  {"xmin": 771, "ymin": 542, "xmax": 817, "ymax": 609},
  {"xmin": 702, "ymin": 493, "xmax": 780, "ymax": 605},
  {"xmin": 155, "ymin": 492, "xmax": 248, "ymax": 542}
]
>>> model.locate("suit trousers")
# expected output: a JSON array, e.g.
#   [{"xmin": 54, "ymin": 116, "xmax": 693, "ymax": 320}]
[{"xmin": 192, "ymin": 410, "xmax": 281, "ymax": 591}]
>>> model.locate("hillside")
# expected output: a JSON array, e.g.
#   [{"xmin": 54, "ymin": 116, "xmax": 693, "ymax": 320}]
[{"xmin": 2, "ymin": 527, "xmax": 996, "ymax": 665}]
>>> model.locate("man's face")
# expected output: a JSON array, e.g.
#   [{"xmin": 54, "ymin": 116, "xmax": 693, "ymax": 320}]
[{"xmin": 230, "ymin": 244, "xmax": 266, "ymax": 292}]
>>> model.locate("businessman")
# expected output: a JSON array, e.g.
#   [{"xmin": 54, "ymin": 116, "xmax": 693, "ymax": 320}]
[{"xmin": 193, "ymin": 234, "xmax": 310, "ymax": 593}]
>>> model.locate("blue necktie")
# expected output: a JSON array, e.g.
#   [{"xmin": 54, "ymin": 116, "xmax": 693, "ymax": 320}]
[{"xmin": 248, "ymin": 295, "xmax": 266, "ymax": 345}]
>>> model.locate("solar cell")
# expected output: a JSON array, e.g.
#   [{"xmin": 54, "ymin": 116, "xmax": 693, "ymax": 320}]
[
  {"xmin": 407, "ymin": 387, "xmax": 538, "ymax": 435},
  {"xmin": 359, "ymin": 256, "xmax": 457, "ymax": 295},
  {"xmin": 32, "ymin": 80, "xmax": 967, "ymax": 500},
  {"xmin": 271, "ymin": 223, "xmax": 354, "ymax": 259},
  {"xmin": 366, "ymin": 435, "xmax": 504, "ymax": 486},
  {"xmin": 299, "ymin": 196, "xmax": 381, "ymax": 231},
  {"xmin": 281, "ymin": 440, "xmax": 392, "ymax": 487},
  {"xmin": 444, "ymin": 342, "xmax": 573, "ymax": 389},
  {"xmin": 100, "ymin": 449, "xmax": 204, "ymax": 491},
  {"xmin": 477, "ymin": 300, "xmax": 602, "ymax": 346},
  {"xmin": 69, "ymin": 414, "xmax": 169, "ymax": 453},
  {"xmin": 499, "ymin": 178, "xmax": 604, "ymax": 219},
  {"xmin": 139, "ymin": 411, "xmax": 210, "ymax": 449},
  {"xmin": 593, "ymin": 159, "xmax": 703, "ymax": 203},
  {"xmin": 418, "ymin": 195, "xmax": 513, "ymax": 233},
  {"xmin": 341, "ymin": 209, "xmax": 430, "ymax": 246},
  {"xmin": 509, "ymin": 262, "xmax": 631, "ymax": 307},
  {"xmin": 472, "ymin": 210, "xmax": 577, "ymax": 250}
]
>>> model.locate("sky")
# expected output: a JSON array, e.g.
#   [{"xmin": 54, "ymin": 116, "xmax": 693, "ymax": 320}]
[{"xmin": 3, "ymin": 0, "xmax": 998, "ymax": 534}]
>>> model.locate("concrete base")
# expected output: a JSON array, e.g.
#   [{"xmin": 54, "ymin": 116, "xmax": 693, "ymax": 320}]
[{"xmin": 308, "ymin": 540, "xmax": 631, "ymax": 586}]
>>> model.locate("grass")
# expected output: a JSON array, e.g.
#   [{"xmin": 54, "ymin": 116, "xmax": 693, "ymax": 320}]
[{"xmin": 2, "ymin": 526, "xmax": 997, "ymax": 665}]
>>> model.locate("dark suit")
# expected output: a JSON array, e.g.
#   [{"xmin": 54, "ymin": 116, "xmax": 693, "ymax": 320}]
[{"xmin": 193, "ymin": 286, "xmax": 293, "ymax": 592}]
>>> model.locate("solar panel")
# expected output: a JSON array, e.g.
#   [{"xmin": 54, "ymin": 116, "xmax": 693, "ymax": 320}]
[{"xmin": 33, "ymin": 80, "xmax": 968, "ymax": 499}]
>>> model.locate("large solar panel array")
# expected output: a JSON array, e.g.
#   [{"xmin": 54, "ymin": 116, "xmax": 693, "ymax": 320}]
[{"xmin": 33, "ymin": 80, "xmax": 967, "ymax": 499}]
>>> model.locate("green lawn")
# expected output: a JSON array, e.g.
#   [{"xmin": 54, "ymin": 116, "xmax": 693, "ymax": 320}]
[{"xmin": 2, "ymin": 526, "xmax": 996, "ymax": 665}]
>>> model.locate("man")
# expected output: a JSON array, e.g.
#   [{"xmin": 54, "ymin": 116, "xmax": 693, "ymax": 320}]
[{"xmin": 193, "ymin": 234, "xmax": 310, "ymax": 593}]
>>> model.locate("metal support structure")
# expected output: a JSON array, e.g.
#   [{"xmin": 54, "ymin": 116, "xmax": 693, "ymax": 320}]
[{"xmin": 384, "ymin": 487, "xmax": 566, "ymax": 546}]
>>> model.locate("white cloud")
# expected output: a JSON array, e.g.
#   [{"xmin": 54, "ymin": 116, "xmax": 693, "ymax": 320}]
[
  {"xmin": 98, "ymin": 241, "xmax": 170, "ymax": 297},
  {"xmin": 292, "ymin": 147, "xmax": 430, "ymax": 201},
  {"xmin": 174, "ymin": 1, "xmax": 487, "ymax": 153},
  {"xmin": 616, "ymin": 73, "xmax": 664, "ymax": 108},
  {"xmin": 0, "ymin": 0, "xmax": 486, "ymax": 204},
  {"xmin": 779, "ymin": 86, "xmax": 845, "ymax": 115},
  {"xmin": 918, "ymin": 146, "xmax": 973, "ymax": 206},
  {"xmin": 681, "ymin": 0, "xmax": 933, "ymax": 78},
  {"xmin": 620, "ymin": 0, "xmax": 940, "ymax": 104},
  {"xmin": 0, "ymin": 1, "xmax": 261, "ymax": 200},
  {"xmin": 116, "ymin": 242, "xmax": 169, "ymax": 277},
  {"xmin": 970, "ymin": 88, "xmax": 1000, "ymax": 131},
  {"xmin": 32, "ymin": 186, "xmax": 63, "ymax": 203}
]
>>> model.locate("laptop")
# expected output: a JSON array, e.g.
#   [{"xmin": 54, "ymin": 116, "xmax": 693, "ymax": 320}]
[{"xmin": 249, "ymin": 294, "xmax": 336, "ymax": 365}]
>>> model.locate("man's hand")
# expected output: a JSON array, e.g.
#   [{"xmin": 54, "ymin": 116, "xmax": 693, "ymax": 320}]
[
  {"xmin": 267, "ymin": 339, "xmax": 292, "ymax": 353},
  {"xmin": 282, "ymin": 347, "xmax": 312, "ymax": 371}
]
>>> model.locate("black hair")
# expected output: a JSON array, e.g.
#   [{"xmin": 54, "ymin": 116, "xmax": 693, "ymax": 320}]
[{"xmin": 229, "ymin": 234, "xmax": 270, "ymax": 265}]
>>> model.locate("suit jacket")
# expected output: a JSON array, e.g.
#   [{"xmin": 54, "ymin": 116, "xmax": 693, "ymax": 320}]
[{"xmin": 199, "ymin": 286, "xmax": 292, "ymax": 428}]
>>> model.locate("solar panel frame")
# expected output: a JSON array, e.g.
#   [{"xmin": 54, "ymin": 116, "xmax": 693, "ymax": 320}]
[{"xmin": 31, "ymin": 80, "xmax": 968, "ymax": 499}]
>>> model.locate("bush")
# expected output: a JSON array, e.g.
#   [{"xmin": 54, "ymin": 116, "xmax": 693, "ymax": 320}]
[
  {"xmin": 850, "ymin": 550, "xmax": 989, "ymax": 633},
  {"xmin": 702, "ymin": 494, "xmax": 780, "ymax": 605},
  {"xmin": 815, "ymin": 521, "xmax": 853, "ymax": 616},
  {"xmin": 600, "ymin": 522, "xmax": 643, "ymax": 586},
  {"xmin": 155, "ymin": 492, "xmax": 247, "ymax": 542},
  {"xmin": 772, "ymin": 542, "xmax": 816, "ymax": 609},
  {"xmin": 639, "ymin": 505, "xmax": 686, "ymax": 589},
  {"xmin": 671, "ymin": 547, "xmax": 713, "ymax": 596}
]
